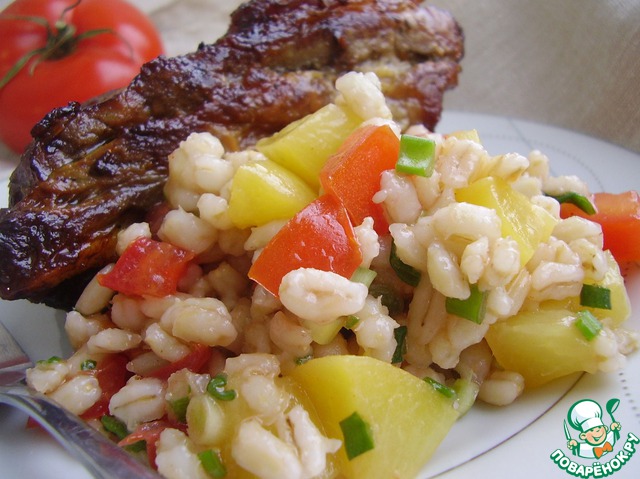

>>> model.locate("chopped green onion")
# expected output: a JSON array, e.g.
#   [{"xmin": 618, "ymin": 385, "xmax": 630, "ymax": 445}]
[
  {"xmin": 423, "ymin": 377, "xmax": 457, "ymax": 399},
  {"xmin": 350, "ymin": 267, "xmax": 378, "ymax": 288},
  {"xmin": 545, "ymin": 191, "xmax": 596, "ymax": 215},
  {"xmin": 208, "ymin": 374, "xmax": 227, "ymax": 389},
  {"xmin": 303, "ymin": 317, "xmax": 343, "ymax": 344},
  {"xmin": 295, "ymin": 354, "xmax": 313, "ymax": 365},
  {"xmin": 125, "ymin": 440, "xmax": 147, "ymax": 453},
  {"xmin": 169, "ymin": 396, "xmax": 190, "ymax": 423},
  {"xmin": 37, "ymin": 355, "xmax": 63, "ymax": 365},
  {"xmin": 390, "ymin": 241, "xmax": 421, "ymax": 287},
  {"xmin": 80, "ymin": 359, "xmax": 97, "ymax": 371},
  {"xmin": 207, "ymin": 374, "xmax": 237, "ymax": 402},
  {"xmin": 369, "ymin": 284, "xmax": 405, "ymax": 315},
  {"xmin": 580, "ymin": 284, "xmax": 612, "ymax": 309},
  {"xmin": 198, "ymin": 449, "xmax": 227, "ymax": 478},
  {"xmin": 100, "ymin": 415, "xmax": 130, "ymax": 441},
  {"xmin": 396, "ymin": 134, "xmax": 436, "ymax": 177},
  {"xmin": 339, "ymin": 411, "xmax": 375, "ymax": 460},
  {"xmin": 451, "ymin": 378, "xmax": 479, "ymax": 416},
  {"xmin": 445, "ymin": 284, "xmax": 488, "ymax": 324},
  {"xmin": 575, "ymin": 310, "xmax": 603, "ymax": 341},
  {"xmin": 391, "ymin": 325, "xmax": 408, "ymax": 364},
  {"xmin": 101, "ymin": 417, "xmax": 145, "ymax": 451},
  {"xmin": 344, "ymin": 315, "xmax": 360, "ymax": 330}
]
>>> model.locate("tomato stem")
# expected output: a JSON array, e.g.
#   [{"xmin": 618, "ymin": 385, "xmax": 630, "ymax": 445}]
[
  {"xmin": 0, "ymin": 0, "xmax": 129, "ymax": 89},
  {"xmin": 0, "ymin": 48, "xmax": 44, "ymax": 89}
]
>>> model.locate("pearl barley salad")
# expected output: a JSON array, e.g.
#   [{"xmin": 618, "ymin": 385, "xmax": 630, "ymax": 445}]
[{"xmin": 27, "ymin": 72, "xmax": 638, "ymax": 479}]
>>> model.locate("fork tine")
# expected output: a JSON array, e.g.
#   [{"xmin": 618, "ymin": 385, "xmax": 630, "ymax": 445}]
[
  {"xmin": 0, "ymin": 320, "xmax": 164, "ymax": 478},
  {"xmin": 0, "ymin": 321, "xmax": 32, "ymax": 373}
]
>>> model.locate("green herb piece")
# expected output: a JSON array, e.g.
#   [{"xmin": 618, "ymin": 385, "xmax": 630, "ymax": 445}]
[
  {"xmin": 100, "ymin": 415, "xmax": 130, "ymax": 441},
  {"xmin": 396, "ymin": 134, "xmax": 436, "ymax": 177},
  {"xmin": 198, "ymin": 449, "xmax": 227, "ymax": 478},
  {"xmin": 445, "ymin": 284, "xmax": 488, "ymax": 324},
  {"xmin": 391, "ymin": 325, "xmax": 408, "ymax": 364},
  {"xmin": 37, "ymin": 356, "xmax": 63, "ymax": 366},
  {"xmin": 344, "ymin": 315, "xmax": 360, "ymax": 330},
  {"xmin": 390, "ymin": 240, "xmax": 421, "ymax": 287},
  {"xmin": 580, "ymin": 284, "xmax": 612, "ymax": 309},
  {"xmin": 546, "ymin": 192, "xmax": 596, "ymax": 215},
  {"xmin": 339, "ymin": 411, "xmax": 375, "ymax": 460},
  {"xmin": 350, "ymin": 267, "xmax": 378, "ymax": 288},
  {"xmin": 451, "ymin": 378, "xmax": 479, "ymax": 416},
  {"xmin": 207, "ymin": 374, "xmax": 237, "ymax": 402},
  {"xmin": 102, "ymin": 414, "xmax": 145, "ymax": 452},
  {"xmin": 295, "ymin": 354, "xmax": 313, "ymax": 365},
  {"xmin": 369, "ymin": 284, "xmax": 405, "ymax": 316},
  {"xmin": 80, "ymin": 359, "xmax": 97, "ymax": 371},
  {"xmin": 125, "ymin": 440, "xmax": 147, "ymax": 453},
  {"xmin": 169, "ymin": 396, "xmax": 191, "ymax": 423},
  {"xmin": 423, "ymin": 377, "xmax": 457, "ymax": 399},
  {"xmin": 575, "ymin": 310, "xmax": 603, "ymax": 341}
]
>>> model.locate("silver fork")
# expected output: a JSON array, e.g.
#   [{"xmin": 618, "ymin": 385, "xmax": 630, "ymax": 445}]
[{"xmin": 0, "ymin": 320, "xmax": 163, "ymax": 479}]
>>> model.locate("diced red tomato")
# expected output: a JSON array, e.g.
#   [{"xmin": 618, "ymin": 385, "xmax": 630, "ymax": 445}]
[
  {"xmin": 25, "ymin": 417, "xmax": 40, "ymax": 429},
  {"xmin": 320, "ymin": 124, "xmax": 400, "ymax": 234},
  {"xmin": 248, "ymin": 193, "xmax": 363, "ymax": 296},
  {"xmin": 98, "ymin": 237, "xmax": 195, "ymax": 297},
  {"xmin": 80, "ymin": 353, "xmax": 131, "ymax": 420},
  {"xmin": 560, "ymin": 191, "xmax": 640, "ymax": 264},
  {"xmin": 144, "ymin": 343, "xmax": 212, "ymax": 381},
  {"xmin": 119, "ymin": 419, "xmax": 187, "ymax": 469}
]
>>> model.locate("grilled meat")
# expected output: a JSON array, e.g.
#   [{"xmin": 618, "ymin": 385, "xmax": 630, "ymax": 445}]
[{"xmin": 0, "ymin": 0, "xmax": 463, "ymax": 309}]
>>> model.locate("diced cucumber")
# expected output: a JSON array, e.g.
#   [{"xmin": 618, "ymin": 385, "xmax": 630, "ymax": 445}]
[{"xmin": 452, "ymin": 378, "xmax": 480, "ymax": 416}]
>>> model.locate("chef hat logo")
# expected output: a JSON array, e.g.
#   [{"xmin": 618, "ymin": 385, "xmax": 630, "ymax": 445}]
[{"xmin": 567, "ymin": 399, "xmax": 604, "ymax": 433}]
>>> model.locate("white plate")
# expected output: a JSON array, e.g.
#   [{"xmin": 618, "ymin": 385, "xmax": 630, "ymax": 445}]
[{"xmin": 0, "ymin": 112, "xmax": 638, "ymax": 479}]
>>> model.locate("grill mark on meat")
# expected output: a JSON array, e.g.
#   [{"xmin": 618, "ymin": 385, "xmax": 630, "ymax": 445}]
[{"xmin": 0, "ymin": 0, "xmax": 463, "ymax": 309}]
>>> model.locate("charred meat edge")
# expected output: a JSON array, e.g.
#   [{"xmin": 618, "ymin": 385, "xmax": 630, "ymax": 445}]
[{"xmin": 0, "ymin": 0, "xmax": 463, "ymax": 309}]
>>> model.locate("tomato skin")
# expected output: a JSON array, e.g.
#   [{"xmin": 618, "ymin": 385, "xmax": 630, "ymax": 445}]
[
  {"xmin": 119, "ymin": 419, "xmax": 187, "ymax": 469},
  {"xmin": 98, "ymin": 237, "xmax": 195, "ymax": 297},
  {"xmin": 249, "ymin": 193, "xmax": 363, "ymax": 296},
  {"xmin": 560, "ymin": 190, "xmax": 640, "ymax": 264},
  {"xmin": 80, "ymin": 353, "xmax": 131, "ymax": 420},
  {"xmin": 320, "ymin": 124, "xmax": 400, "ymax": 234},
  {"xmin": 0, "ymin": 0, "xmax": 164, "ymax": 153},
  {"xmin": 144, "ymin": 344, "xmax": 213, "ymax": 381}
]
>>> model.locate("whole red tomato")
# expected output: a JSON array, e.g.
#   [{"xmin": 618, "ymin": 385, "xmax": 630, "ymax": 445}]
[{"xmin": 0, "ymin": 0, "xmax": 164, "ymax": 153}]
